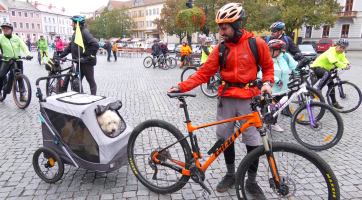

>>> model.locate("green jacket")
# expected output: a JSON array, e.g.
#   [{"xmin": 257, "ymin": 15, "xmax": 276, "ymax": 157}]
[
  {"xmin": 37, "ymin": 38, "xmax": 48, "ymax": 51},
  {"xmin": 311, "ymin": 47, "xmax": 349, "ymax": 70},
  {"xmin": 0, "ymin": 34, "xmax": 30, "ymax": 61}
]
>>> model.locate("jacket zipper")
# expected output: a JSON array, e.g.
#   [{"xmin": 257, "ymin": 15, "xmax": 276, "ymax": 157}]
[{"xmin": 9, "ymin": 38, "xmax": 16, "ymax": 58}]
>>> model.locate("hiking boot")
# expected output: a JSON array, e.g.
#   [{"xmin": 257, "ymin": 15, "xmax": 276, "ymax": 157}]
[
  {"xmin": 332, "ymin": 102, "xmax": 344, "ymax": 109},
  {"xmin": 20, "ymin": 96, "xmax": 28, "ymax": 102},
  {"xmin": 216, "ymin": 174, "xmax": 235, "ymax": 193},
  {"xmin": 245, "ymin": 181, "xmax": 266, "ymax": 200},
  {"xmin": 271, "ymin": 123, "xmax": 284, "ymax": 132}
]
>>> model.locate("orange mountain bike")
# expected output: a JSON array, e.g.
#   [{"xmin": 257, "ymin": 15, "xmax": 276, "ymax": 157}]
[{"xmin": 127, "ymin": 93, "xmax": 340, "ymax": 199}]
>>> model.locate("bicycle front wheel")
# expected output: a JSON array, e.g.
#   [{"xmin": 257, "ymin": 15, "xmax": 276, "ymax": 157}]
[
  {"xmin": 167, "ymin": 57, "xmax": 177, "ymax": 69},
  {"xmin": 46, "ymin": 76, "xmax": 61, "ymax": 97},
  {"xmin": 291, "ymin": 102, "xmax": 343, "ymax": 150},
  {"xmin": 326, "ymin": 81, "xmax": 362, "ymax": 113},
  {"xmin": 12, "ymin": 74, "xmax": 31, "ymax": 109},
  {"xmin": 127, "ymin": 119, "xmax": 192, "ymax": 194},
  {"xmin": 200, "ymin": 74, "xmax": 221, "ymax": 98},
  {"xmin": 236, "ymin": 142, "xmax": 340, "ymax": 200},
  {"xmin": 180, "ymin": 67, "xmax": 198, "ymax": 82},
  {"xmin": 143, "ymin": 56, "xmax": 153, "ymax": 68}
]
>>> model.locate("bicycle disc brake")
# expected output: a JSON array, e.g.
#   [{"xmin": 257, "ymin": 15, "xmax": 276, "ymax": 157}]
[{"xmin": 270, "ymin": 176, "xmax": 295, "ymax": 197}]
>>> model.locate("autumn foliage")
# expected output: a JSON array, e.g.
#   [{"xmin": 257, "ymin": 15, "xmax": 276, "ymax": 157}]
[{"xmin": 176, "ymin": 7, "xmax": 206, "ymax": 29}]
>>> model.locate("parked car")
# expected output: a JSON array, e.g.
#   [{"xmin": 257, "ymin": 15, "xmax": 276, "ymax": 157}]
[
  {"xmin": 167, "ymin": 44, "xmax": 176, "ymax": 53},
  {"xmin": 317, "ymin": 39, "xmax": 333, "ymax": 52},
  {"xmin": 301, "ymin": 41, "xmax": 318, "ymax": 50},
  {"xmin": 191, "ymin": 43, "xmax": 201, "ymax": 54},
  {"xmin": 175, "ymin": 44, "xmax": 183, "ymax": 53},
  {"xmin": 298, "ymin": 44, "xmax": 317, "ymax": 60}
]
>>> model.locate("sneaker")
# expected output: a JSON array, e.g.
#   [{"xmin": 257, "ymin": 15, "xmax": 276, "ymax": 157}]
[
  {"xmin": 216, "ymin": 174, "xmax": 235, "ymax": 193},
  {"xmin": 20, "ymin": 96, "xmax": 28, "ymax": 102},
  {"xmin": 245, "ymin": 181, "xmax": 266, "ymax": 200},
  {"xmin": 271, "ymin": 124, "xmax": 284, "ymax": 132},
  {"xmin": 332, "ymin": 102, "xmax": 344, "ymax": 109}
]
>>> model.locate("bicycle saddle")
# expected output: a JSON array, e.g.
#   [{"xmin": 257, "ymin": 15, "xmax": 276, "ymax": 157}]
[{"xmin": 167, "ymin": 92, "xmax": 196, "ymax": 98}]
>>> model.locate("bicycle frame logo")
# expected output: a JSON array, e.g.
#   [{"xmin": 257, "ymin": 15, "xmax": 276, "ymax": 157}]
[{"xmin": 215, "ymin": 129, "xmax": 241, "ymax": 157}]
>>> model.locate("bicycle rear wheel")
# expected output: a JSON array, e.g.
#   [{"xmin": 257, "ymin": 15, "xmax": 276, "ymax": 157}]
[
  {"xmin": 167, "ymin": 57, "xmax": 177, "ymax": 69},
  {"xmin": 12, "ymin": 74, "xmax": 31, "ymax": 109},
  {"xmin": 180, "ymin": 67, "xmax": 198, "ymax": 82},
  {"xmin": 291, "ymin": 102, "xmax": 343, "ymax": 150},
  {"xmin": 236, "ymin": 142, "xmax": 340, "ymax": 200},
  {"xmin": 326, "ymin": 81, "xmax": 362, "ymax": 113},
  {"xmin": 127, "ymin": 119, "xmax": 192, "ymax": 194},
  {"xmin": 143, "ymin": 56, "xmax": 153, "ymax": 68},
  {"xmin": 200, "ymin": 74, "xmax": 221, "ymax": 98}
]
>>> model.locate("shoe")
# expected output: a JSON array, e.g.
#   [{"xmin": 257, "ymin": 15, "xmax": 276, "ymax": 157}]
[
  {"xmin": 245, "ymin": 181, "xmax": 266, "ymax": 200},
  {"xmin": 107, "ymin": 60, "xmax": 111, "ymax": 62},
  {"xmin": 332, "ymin": 102, "xmax": 344, "ymax": 109},
  {"xmin": 20, "ymin": 96, "xmax": 28, "ymax": 102},
  {"xmin": 271, "ymin": 124, "xmax": 284, "ymax": 132},
  {"xmin": 216, "ymin": 174, "xmax": 235, "ymax": 193}
]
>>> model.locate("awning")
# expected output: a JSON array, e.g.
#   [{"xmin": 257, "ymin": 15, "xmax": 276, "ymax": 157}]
[
  {"xmin": 111, "ymin": 38, "xmax": 120, "ymax": 42},
  {"xmin": 131, "ymin": 38, "xmax": 145, "ymax": 42},
  {"xmin": 121, "ymin": 38, "xmax": 132, "ymax": 42},
  {"xmin": 147, "ymin": 38, "xmax": 159, "ymax": 42}
]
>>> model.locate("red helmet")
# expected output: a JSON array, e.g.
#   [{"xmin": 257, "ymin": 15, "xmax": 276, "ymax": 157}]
[{"xmin": 268, "ymin": 39, "xmax": 286, "ymax": 50}]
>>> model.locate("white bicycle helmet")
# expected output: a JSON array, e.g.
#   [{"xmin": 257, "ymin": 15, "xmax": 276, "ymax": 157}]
[
  {"xmin": 336, "ymin": 38, "xmax": 349, "ymax": 47},
  {"xmin": 205, "ymin": 37, "xmax": 213, "ymax": 43}
]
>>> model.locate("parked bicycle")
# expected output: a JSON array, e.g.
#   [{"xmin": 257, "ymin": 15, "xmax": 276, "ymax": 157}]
[
  {"xmin": 164, "ymin": 53, "xmax": 177, "ymax": 69},
  {"xmin": 143, "ymin": 54, "xmax": 170, "ymax": 70},
  {"xmin": 0, "ymin": 56, "xmax": 33, "ymax": 109},
  {"xmin": 127, "ymin": 92, "xmax": 340, "ymax": 199}
]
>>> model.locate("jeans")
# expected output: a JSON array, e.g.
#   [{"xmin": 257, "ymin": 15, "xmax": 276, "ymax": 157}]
[{"xmin": 107, "ymin": 50, "xmax": 111, "ymax": 61}]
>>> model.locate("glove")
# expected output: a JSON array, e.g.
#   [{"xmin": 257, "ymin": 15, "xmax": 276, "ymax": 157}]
[
  {"xmin": 277, "ymin": 80, "xmax": 284, "ymax": 87},
  {"xmin": 294, "ymin": 53, "xmax": 304, "ymax": 61},
  {"xmin": 26, "ymin": 55, "xmax": 33, "ymax": 60},
  {"xmin": 61, "ymin": 57, "xmax": 67, "ymax": 62},
  {"xmin": 346, "ymin": 64, "xmax": 351, "ymax": 70}
]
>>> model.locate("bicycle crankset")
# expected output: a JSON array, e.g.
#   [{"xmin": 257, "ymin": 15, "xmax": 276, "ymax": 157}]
[{"xmin": 189, "ymin": 165, "xmax": 211, "ymax": 194}]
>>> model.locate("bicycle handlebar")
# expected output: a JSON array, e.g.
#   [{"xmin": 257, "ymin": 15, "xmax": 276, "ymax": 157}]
[
  {"xmin": 52, "ymin": 57, "xmax": 79, "ymax": 63},
  {"xmin": 3, "ymin": 56, "xmax": 32, "ymax": 60}
]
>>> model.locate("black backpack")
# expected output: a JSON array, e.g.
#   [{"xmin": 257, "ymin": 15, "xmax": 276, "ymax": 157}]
[{"xmin": 219, "ymin": 37, "xmax": 260, "ymax": 73}]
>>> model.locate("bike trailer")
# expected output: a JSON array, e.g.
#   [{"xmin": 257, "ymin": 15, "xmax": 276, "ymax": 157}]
[{"xmin": 38, "ymin": 92, "xmax": 132, "ymax": 172}]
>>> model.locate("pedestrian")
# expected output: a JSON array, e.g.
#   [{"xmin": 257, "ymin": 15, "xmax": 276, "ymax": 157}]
[
  {"xmin": 59, "ymin": 15, "xmax": 99, "ymax": 95},
  {"xmin": 112, "ymin": 41, "xmax": 118, "ymax": 62},
  {"xmin": 103, "ymin": 39, "xmax": 112, "ymax": 62},
  {"xmin": 55, "ymin": 36, "xmax": 64, "ymax": 57},
  {"xmin": 26, "ymin": 37, "xmax": 31, "ymax": 51}
]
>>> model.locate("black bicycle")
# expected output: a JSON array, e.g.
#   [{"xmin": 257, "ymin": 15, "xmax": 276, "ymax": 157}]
[
  {"xmin": 45, "ymin": 57, "xmax": 81, "ymax": 97},
  {"xmin": 143, "ymin": 54, "xmax": 170, "ymax": 70},
  {"xmin": 0, "ymin": 56, "xmax": 32, "ymax": 109}
]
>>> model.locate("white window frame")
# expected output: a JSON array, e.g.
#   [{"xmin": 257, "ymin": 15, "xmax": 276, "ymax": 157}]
[
  {"xmin": 44, "ymin": 17, "xmax": 46, "ymax": 22},
  {"xmin": 13, "ymin": 21, "xmax": 17, "ymax": 28},
  {"xmin": 31, "ymin": 23, "xmax": 35, "ymax": 29},
  {"xmin": 37, "ymin": 24, "xmax": 40, "ymax": 29},
  {"xmin": 153, "ymin": 9, "xmax": 155, "ymax": 15},
  {"xmin": 30, "ymin": 13, "xmax": 34, "ymax": 18},
  {"xmin": 157, "ymin": 8, "xmax": 159, "ymax": 15},
  {"xmin": 26, "ymin": 23, "xmax": 29, "ymax": 29},
  {"xmin": 12, "ymin": 11, "xmax": 16, "ymax": 16},
  {"xmin": 146, "ymin": 10, "xmax": 148, "ymax": 16},
  {"xmin": 18, "ymin": 11, "xmax": 22, "ymax": 17}
]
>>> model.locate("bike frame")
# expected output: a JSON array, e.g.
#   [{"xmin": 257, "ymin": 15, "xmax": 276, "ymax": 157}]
[{"xmin": 151, "ymin": 97, "xmax": 283, "ymax": 190}]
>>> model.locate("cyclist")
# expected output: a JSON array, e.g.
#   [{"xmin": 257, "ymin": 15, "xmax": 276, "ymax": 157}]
[
  {"xmin": 180, "ymin": 41, "xmax": 192, "ymax": 67},
  {"xmin": 200, "ymin": 37, "xmax": 214, "ymax": 66},
  {"xmin": 168, "ymin": 3, "xmax": 274, "ymax": 198},
  {"xmin": 160, "ymin": 41, "xmax": 168, "ymax": 56},
  {"xmin": 37, "ymin": 35, "xmax": 49, "ymax": 64},
  {"xmin": 259, "ymin": 39, "xmax": 298, "ymax": 132},
  {"xmin": 59, "ymin": 15, "xmax": 99, "ymax": 95},
  {"xmin": 0, "ymin": 22, "xmax": 33, "ymax": 101},
  {"xmin": 151, "ymin": 39, "xmax": 162, "ymax": 68},
  {"xmin": 265, "ymin": 21, "xmax": 302, "ymax": 59},
  {"xmin": 55, "ymin": 36, "xmax": 64, "ymax": 57},
  {"xmin": 311, "ymin": 38, "xmax": 351, "ymax": 109}
]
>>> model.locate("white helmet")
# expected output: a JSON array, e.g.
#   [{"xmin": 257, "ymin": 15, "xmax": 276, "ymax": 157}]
[
  {"xmin": 205, "ymin": 37, "xmax": 213, "ymax": 43},
  {"xmin": 159, "ymin": 41, "xmax": 163, "ymax": 44}
]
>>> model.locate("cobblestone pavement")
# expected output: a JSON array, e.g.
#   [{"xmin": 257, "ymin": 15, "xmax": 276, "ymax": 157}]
[{"xmin": 0, "ymin": 51, "xmax": 362, "ymax": 200}]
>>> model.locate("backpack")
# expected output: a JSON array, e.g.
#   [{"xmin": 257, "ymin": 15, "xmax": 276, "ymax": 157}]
[
  {"xmin": 266, "ymin": 35, "xmax": 289, "ymax": 44},
  {"xmin": 219, "ymin": 37, "xmax": 260, "ymax": 73}
]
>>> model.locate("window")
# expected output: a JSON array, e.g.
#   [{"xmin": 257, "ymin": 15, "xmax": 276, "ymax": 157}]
[
  {"xmin": 157, "ymin": 8, "xmax": 159, "ymax": 15},
  {"xmin": 146, "ymin": 10, "xmax": 148, "ymax": 16},
  {"xmin": 341, "ymin": 24, "xmax": 349, "ymax": 38},
  {"xmin": 30, "ymin": 13, "xmax": 34, "ymax": 18},
  {"xmin": 138, "ymin": 10, "xmax": 141, "ymax": 16},
  {"xmin": 44, "ymin": 17, "xmax": 46, "ymax": 22},
  {"xmin": 53, "ymin": 18, "xmax": 55, "ymax": 23},
  {"xmin": 18, "ymin": 12, "xmax": 22, "ymax": 17},
  {"xmin": 141, "ymin": 10, "xmax": 144, "ymax": 16},
  {"xmin": 322, "ymin": 26, "xmax": 330, "ymax": 38},
  {"xmin": 3, "ymin": 18, "xmax": 6, "ymax": 22},
  {"xmin": 48, "ymin": 18, "xmax": 51, "ymax": 23},
  {"xmin": 26, "ymin": 23, "xmax": 29, "ymax": 29},
  {"xmin": 139, "ymin": 21, "xmax": 142, "ymax": 27},
  {"xmin": 146, "ymin": 21, "xmax": 148, "ymax": 27},
  {"xmin": 12, "ymin": 11, "xmax": 15, "ymax": 16},
  {"xmin": 345, "ymin": 0, "xmax": 353, "ymax": 11},
  {"xmin": 36, "ymin": 14, "xmax": 39, "ymax": 18},
  {"xmin": 305, "ymin": 26, "xmax": 312, "ymax": 38},
  {"xmin": 62, "ymin": 19, "xmax": 64, "ymax": 24},
  {"xmin": 13, "ymin": 22, "xmax": 17, "ymax": 28},
  {"xmin": 37, "ymin": 24, "xmax": 40, "ymax": 29},
  {"xmin": 32, "ymin": 23, "xmax": 35, "ymax": 29},
  {"xmin": 24, "ymin": 12, "xmax": 28, "ymax": 18},
  {"xmin": 153, "ymin": 9, "xmax": 155, "ymax": 15},
  {"xmin": 142, "ymin": 21, "xmax": 144, "ymax": 27},
  {"xmin": 20, "ymin": 22, "xmax": 23, "ymax": 28},
  {"xmin": 45, "ymin": 26, "xmax": 48, "ymax": 32},
  {"xmin": 59, "ymin": 19, "xmax": 61, "ymax": 23}
]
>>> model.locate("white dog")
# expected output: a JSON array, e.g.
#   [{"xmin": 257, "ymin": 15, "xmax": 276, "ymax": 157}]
[{"xmin": 97, "ymin": 110, "xmax": 121, "ymax": 137}]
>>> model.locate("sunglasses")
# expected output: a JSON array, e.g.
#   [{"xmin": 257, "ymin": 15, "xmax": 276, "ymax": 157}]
[{"xmin": 271, "ymin": 30, "xmax": 278, "ymax": 33}]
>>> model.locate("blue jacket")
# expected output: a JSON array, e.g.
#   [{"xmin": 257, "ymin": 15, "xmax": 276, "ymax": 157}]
[
  {"xmin": 151, "ymin": 44, "xmax": 162, "ymax": 55},
  {"xmin": 258, "ymin": 52, "xmax": 298, "ymax": 94}
]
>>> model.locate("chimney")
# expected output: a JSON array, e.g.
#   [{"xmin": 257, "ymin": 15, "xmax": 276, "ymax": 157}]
[
  {"xmin": 34, "ymin": 1, "xmax": 38, "ymax": 6},
  {"xmin": 48, "ymin": 3, "xmax": 52, "ymax": 9},
  {"xmin": 62, "ymin": 7, "xmax": 65, "ymax": 12}
]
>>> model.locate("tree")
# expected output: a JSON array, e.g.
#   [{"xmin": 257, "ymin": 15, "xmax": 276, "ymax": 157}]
[{"xmin": 153, "ymin": 0, "xmax": 188, "ymax": 43}]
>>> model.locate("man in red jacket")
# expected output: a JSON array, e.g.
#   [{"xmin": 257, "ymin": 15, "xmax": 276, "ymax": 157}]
[{"xmin": 168, "ymin": 3, "xmax": 274, "ymax": 198}]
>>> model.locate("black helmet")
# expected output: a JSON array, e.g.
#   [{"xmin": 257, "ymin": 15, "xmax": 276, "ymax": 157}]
[
  {"xmin": 1, "ymin": 22, "xmax": 13, "ymax": 30},
  {"xmin": 71, "ymin": 15, "xmax": 86, "ymax": 25}
]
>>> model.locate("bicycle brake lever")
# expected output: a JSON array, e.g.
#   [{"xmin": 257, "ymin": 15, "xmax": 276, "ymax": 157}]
[{"xmin": 199, "ymin": 181, "xmax": 211, "ymax": 194}]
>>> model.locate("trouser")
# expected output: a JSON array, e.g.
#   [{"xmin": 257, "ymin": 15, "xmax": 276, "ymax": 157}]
[
  {"xmin": 0, "ymin": 61, "xmax": 25, "ymax": 96},
  {"xmin": 40, "ymin": 50, "xmax": 49, "ymax": 63},
  {"xmin": 113, "ymin": 51, "xmax": 117, "ymax": 61},
  {"xmin": 216, "ymin": 97, "xmax": 260, "ymax": 172},
  {"xmin": 180, "ymin": 55, "xmax": 189, "ymax": 66},
  {"xmin": 76, "ymin": 63, "xmax": 97, "ymax": 95},
  {"xmin": 107, "ymin": 50, "xmax": 111, "ymax": 61},
  {"xmin": 313, "ymin": 67, "xmax": 336, "ymax": 103}
]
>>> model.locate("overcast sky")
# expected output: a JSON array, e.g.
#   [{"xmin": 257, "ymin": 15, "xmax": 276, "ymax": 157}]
[{"xmin": 27, "ymin": 0, "xmax": 117, "ymax": 15}]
